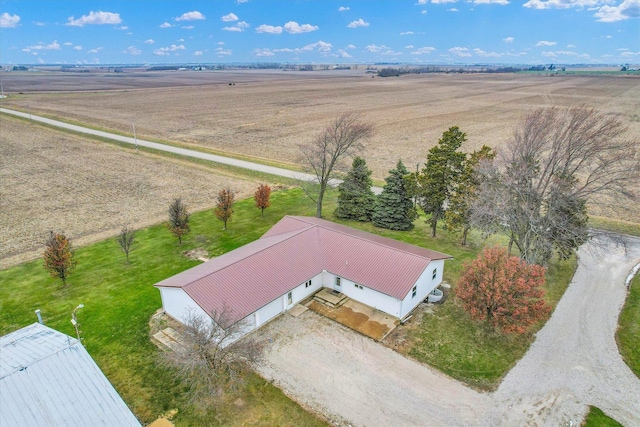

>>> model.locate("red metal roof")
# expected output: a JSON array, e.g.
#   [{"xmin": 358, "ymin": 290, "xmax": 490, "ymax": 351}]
[{"xmin": 155, "ymin": 216, "xmax": 451, "ymax": 325}]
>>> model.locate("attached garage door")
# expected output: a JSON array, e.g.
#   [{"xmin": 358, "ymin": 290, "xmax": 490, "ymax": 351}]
[{"xmin": 256, "ymin": 298, "xmax": 283, "ymax": 327}]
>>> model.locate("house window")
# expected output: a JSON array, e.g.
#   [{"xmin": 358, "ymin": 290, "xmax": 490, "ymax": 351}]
[
  {"xmin": 432, "ymin": 269, "xmax": 437, "ymax": 280},
  {"xmin": 305, "ymin": 280, "xmax": 312, "ymax": 288},
  {"xmin": 287, "ymin": 292, "xmax": 292, "ymax": 305},
  {"xmin": 336, "ymin": 277, "xmax": 341, "ymax": 287},
  {"xmin": 354, "ymin": 284, "xmax": 363, "ymax": 290},
  {"xmin": 412, "ymin": 285, "xmax": 417, "ymax": 298}
]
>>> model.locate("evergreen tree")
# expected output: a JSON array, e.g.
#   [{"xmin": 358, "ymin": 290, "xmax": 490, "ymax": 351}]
[
  {"xmin": 445, "ymin": 145, "xmax": 495, "ymax": 245},
  {"xmin": 373, "ymin": 160, "xmax": 416, "ymax": 231},
  {"xmin": 334, "ymin": 157, "xmax": 376, "ymax": 221},
  {"xmin": 418, "ymin": 126, "xmax": 467, "ymax": 237}
]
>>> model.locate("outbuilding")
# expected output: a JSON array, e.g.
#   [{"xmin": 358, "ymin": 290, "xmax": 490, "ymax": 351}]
[{"xmin": 155, "ymin": 216, "xmax": 451, "ymax": 341}]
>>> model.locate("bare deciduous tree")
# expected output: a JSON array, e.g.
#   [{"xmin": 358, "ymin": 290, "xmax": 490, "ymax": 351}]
[
  {"xmin": 161, "ymin": 305, "xmax": 263, "ymax": 409},
  {"xmin": 116, "ymin": 226, "xmax": 136, "ymax": 264},
  {"xmin": 472, "ymin": 106, "xmax": 639, "ymax": 265},
  {"xmin": 299, "ymin": 112, "xmax": 374, "ymax": 218}
]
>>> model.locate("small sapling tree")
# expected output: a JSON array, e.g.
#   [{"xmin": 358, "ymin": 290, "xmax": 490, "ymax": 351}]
[
  {"xmin": 116, "ymin": 226, "xmax": 136, "ymax": 264},
  {"xmin": 215, "ymin": 188, "xmax": 235, "ymax": 230},
  {"xmin": 43, "ymin": 231, "xmax": 75, "ymax": 286},
  {"xmin": 254, "ymin": 183, "xmax": 271, "ymax": 217},
  {"xmin": 168, "ymin": 198, "xmax": 190, "ymax": 245},
  {"xmin": 456, "ymin": 246, "xmax": 549, "ymax": 334}
]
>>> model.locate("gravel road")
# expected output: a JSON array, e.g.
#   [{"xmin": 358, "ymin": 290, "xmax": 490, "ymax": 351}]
[
  {"xmin": 485, "ymin": 235, "xmax": 640, "ymax": 426},
  {"xmin": 258, "ymin": 235, "xmax": 640, "ymax": 427}
]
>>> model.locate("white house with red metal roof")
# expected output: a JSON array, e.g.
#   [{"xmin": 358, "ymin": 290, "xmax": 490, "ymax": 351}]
[{"xmin": 155, "ymin": 216, "xmax": 451, "ymax": 340}]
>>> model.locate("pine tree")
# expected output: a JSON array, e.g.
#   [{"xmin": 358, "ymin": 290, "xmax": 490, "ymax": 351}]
[
  {"xmin": 445, "ymin": 145, "xmax": 495, "ymax": 245},
  {"xmin": 373, "ymin": 160, "xmax": 416, "ymax": 231},
  {"xmin": 334, "ymin": 157, "xmax": 377, "ymax": 222},
  {"xmin": 418, "ymin": 126, "xmax": 467, "ymax": 237}
]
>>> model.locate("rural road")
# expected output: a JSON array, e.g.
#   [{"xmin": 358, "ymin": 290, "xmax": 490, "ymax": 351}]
[
  {"xmin": 0, "ymin": 108, "xmax": 382, "ymax": 193},
  {"xmin": 260, "ymin": 235, "xmax": 640, "ymax": 427}
]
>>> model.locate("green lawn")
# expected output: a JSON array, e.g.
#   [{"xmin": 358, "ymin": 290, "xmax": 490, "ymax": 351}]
[
  {"xmin": 617, "ymin": 273, "xmax": 640, "ymax": 379},
  {"xmin": 582, "ymin": 406, "xmax": 623, "ymax": 427},
  {"xmin": 0, "ymin": 188, "xmax": 327, "ymax": 426},
  {"xmin": 0, "ymin": 186, "xmax": 581, "ymax": 421}
]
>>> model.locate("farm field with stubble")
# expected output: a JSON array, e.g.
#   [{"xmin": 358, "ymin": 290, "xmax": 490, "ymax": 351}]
[
  {"xmin": 1, "ymin": 70, "xmax": 639, "ymax": 266},
  {"xmin": 0, "ymin": 115, "xmax": 255, "ymax": 268}
]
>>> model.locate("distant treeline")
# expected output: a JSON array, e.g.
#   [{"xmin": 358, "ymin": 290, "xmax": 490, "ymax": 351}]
[{"xmin": 377, "ymin": 66, "xmax": 535, "ymax": 77}]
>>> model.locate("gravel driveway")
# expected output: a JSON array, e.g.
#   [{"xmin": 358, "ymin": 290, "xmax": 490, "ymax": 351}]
[
  {"xmin": 257, "ymin": 311, "xmax": 490, "ymax": 427},
  {"xmin": 485, "ymin": 235, "xmax": 640, "ymax": 426},
  {"xmin": 257, "ymin": 235, "xmax": 640, "ymax": 427}
]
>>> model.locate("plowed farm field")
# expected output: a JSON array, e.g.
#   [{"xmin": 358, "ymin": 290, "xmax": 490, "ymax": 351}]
[
  {"xmin": 3, "ymin": 70, "xmax": 639, "ymax": 180},
  {"xmin": 0, "ymin": 116, "xmax": 255, "ymax": 268}
]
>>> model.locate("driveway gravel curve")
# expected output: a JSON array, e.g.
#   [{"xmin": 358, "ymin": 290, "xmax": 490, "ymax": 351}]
[{"xmin": 258, "ymin": 235, "xmax": 640, "ymax": 427}]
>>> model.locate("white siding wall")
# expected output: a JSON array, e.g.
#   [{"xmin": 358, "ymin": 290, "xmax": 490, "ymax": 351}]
[
  {"xmin": 398, "ymin": 259, "xmax": 445, "ymax": 319},
  {"xmin": 159, "ymin": 287, "xmax": 209, "ymax": 324},
  {"xmin": 323, "ymin": 272, "xmax": 402, "ymax": 318}
]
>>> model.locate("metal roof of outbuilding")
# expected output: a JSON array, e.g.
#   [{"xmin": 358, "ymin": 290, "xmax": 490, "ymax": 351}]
[
  {"xmin": 155, "ymin": 216, "xmax": 452, "ymax": 325},
  {"xmin": 0, "ymin": 323, "xmax": 141, "ymax": 427}
]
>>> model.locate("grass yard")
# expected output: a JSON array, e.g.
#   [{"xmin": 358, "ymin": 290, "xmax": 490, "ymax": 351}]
[
  {"xmin": 0, "ymin": 188, "xmax": 328, "ymax": 426},
  {"xmin": 582, "ymin": 406, "xmax": 623, "ymax": 427},
  {"xmin": 617, "ymin": 273, "xmax": 640, "ymax": 379},
  {"xmin": 0, "ymin": 186, "xmax": 582, "ymax": 421}
]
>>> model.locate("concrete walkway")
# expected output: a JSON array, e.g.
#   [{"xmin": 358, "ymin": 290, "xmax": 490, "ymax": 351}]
[{"xmin": 0, "ymin": 107, "xmax": 382, "ymax": 193}]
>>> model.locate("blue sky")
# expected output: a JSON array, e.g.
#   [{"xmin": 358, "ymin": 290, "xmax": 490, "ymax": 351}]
[{"xmin": 1, "ymin": 0, "xmax": 638, "ymax": 65}]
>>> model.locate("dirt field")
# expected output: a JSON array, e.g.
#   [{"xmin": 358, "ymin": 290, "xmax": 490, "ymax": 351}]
[
  {"xmin": 3, "ymin": 70, "xmax": 638, "ymax": 180},
  {"xmin": 0, "ymin": 115, "xmax": 255, "ymax": 268}
]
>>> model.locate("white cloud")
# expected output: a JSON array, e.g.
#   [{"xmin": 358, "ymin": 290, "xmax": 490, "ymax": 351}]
[
  {"xmin": 284, "ymin": 21, "xmax": 319, "ymax": 33},
  {"xmin": 176, "ymin": 11, "xmax": 205, "ymax": 21},
  {"xmin": 256, "ymin": 24, "xmax": 283, "ymax": 34},
  {"xmin": 473, "ymin": 48, "xmax": 502, "ymax": 57},
  {"xmin": 237, "ymin": 0, "xmax": 249, "ymax": 3},
  {"xmin": 536, "ymin": 40, "xmax": 557, "ymax": 46},
  {"xmin": 88, "ymin": 47, "xmax": 103, "ymax": 54},
  {"xmin": 63, "ymin": 42, "xmax": 72, "ymax": 46},
  {"xmin": 430, "ymin": 0, "xmax": 456, "ymax": 3},
  {"xmin": 421, "ymin": 10, "xmax": 427, "ymax": 14},
  {"xmin": 449, "ymin": 8, "xmax": 460, "ymax": 11},
  {"xmin": 66, "ymin": 11, "xmax": 121, "ymax": 27},
  {"xmin": 123, "ymin": 46, "xmax": 141, "ymax": 55},
  {"xmin": 417, "ymin": 0, "xmax": 428, "ymax": 4},
  {"xmin": 145, "ymin": 39, "xmax": 154, "ymax": 44},
  {"xmin": 412, "ymin": 46, "xmax": 436, "ymax": 54},
  {"xmin": 177, "ymin": 38, "xmax": 185, "ymax": 42},
  {"xmin": 181, "ymin": 25, "xmax": 194, "ymax": 29},
  {"xmin": 347, "ymin": 18, "xmax": 369, "ymax": 28},
  {"xmin": 620, "ymin": 50, "xmax": 640, "ymax": 56},
  {"xmin": 503, "ymin": 36, "xmax": 514, "ymax": 43},
  {"xmin": 523, "ymin": 0, "xmax": 618, "ymax": 9},
  {"xmin": 567, "ymin": 44, "xmax": 576, "ymax": 47},
  {"xmin": 0, "ymin": 12, "xmax": 20, "ymax": 28},
  {"xmin": 405, "ymin": 44, "xmax": 415, "ymax": 49},
  {"xmin": 339, "ymin": 6, "xmax": 350, "ymax": 11},
  {"xmin": 194, "ymin": 51, "xmax": 203, "ymax": 56},
  {"xmin": 153, "ymin": 44, "xmax": 186, "ymax": 56},
  {"xmin": 216, "ymin": 47, "xmax": 232, "ymax": 56},
  {"xmin": 159, "ymin": 22, "xmax": 172, "ymax": 28},
  {"xmin": 23, "ymin": 40, "xmax": 61, "ymax": 52},
  {"xmin": 223, "ymin": 21, "xmax": 249, "ymax": 31},
  {"xmin": 218, "ymin": 41, "xmax": 225, "ymax": 45},
  {"xmin": 337, "ymin": 49, "xmax": 352, "ymax": 58},
  {"xmin": 473, "ymin": 0, "xmax": 510, "ymax": 4},
  {"xmin": 449, "ymin": 46, "xmax": 472, "ymax": 57},
  {"xmin": 400, "ymin": 31, "xmax": 415, "ymax": 35},
  {"xmin": 221, "ymin": 13, "xmax": 238, "ymax": 22},
  {"xmin": 74, "ymin": 45, "xmax": 82, "ymax": 50},
  {"xmin": 254, "ymin": 48, "xmax": 275, "ymax": 57},
  {"xmin": 346, "ymin": 44, "xmax": 356, "ymax": 49},
  {"xmin": 365, "ymin": 44, "xmax": 388, "ymax": 53},
  {"xmin": 594, "ymin": 0, "xmax": 640, "ymax": 22}
]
